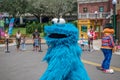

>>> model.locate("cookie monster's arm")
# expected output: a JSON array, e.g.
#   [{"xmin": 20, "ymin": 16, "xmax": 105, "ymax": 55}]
[{"xmin": 40, "ymin": 51, "xmax": 72, "ymax": 80}]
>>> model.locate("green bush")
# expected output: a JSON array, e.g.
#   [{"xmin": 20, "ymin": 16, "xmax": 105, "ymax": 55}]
[
  {"xmin": 26, "ymin": 22, "xmax": 52, "ymax": 37},
  {"xmin": 26, "ymin": 22, "xmax": 41, "ymax": 34}
]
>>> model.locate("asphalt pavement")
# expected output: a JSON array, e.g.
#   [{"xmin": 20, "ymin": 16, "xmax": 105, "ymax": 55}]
[{"xmin": 0, "ymin": 40, "xmax": 120, "ymax": 80}]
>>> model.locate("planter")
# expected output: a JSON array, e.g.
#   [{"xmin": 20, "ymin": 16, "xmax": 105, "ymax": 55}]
[{"xmin": 0, "ymin": 39, "xmax": 13, "ymax": 44}]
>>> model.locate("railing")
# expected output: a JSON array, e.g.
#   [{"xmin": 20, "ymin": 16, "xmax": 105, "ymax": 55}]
[
  {"xmin": 77, "ymin": 0, "xmax": 109, "ymax": 4},
  {"xmin": 78, "ymin": 12, "xmax": 110, "ymax": 19}
]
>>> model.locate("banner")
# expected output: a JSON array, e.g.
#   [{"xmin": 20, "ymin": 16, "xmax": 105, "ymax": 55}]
[
  {"xmin": 0, "ymin": 19, "xmax": 5, "ymax": 37},
  {"xmin": 8, "ymin": 18, "xmax": 15, "ymax": 35}
]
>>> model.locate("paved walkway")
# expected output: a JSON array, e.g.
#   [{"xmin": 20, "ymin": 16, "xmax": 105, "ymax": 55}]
[
  {"xmin": 1, "ymin": 38, "xmax": 120, "ymax": 55},
  {"xmin": 0, "ymin": 44, "xmax": 120, "ymax": 80}
]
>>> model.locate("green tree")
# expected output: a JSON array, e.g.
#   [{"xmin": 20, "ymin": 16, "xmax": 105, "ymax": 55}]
[
  {"xmin": 45, "ymin": 0, "xmax": 77, "ymax": 17},
  {"xmin": 0, "ymin": 0, "xmax": 29, "ymax": 24},
  {"xmin": 0, "ymin": 0, "xmax": 28, "ymax": 17},
  {"xmin": 26, "ymin": 0, "xmax": 77, "ymax": 21},
  {"xmin": 26, "ymin": 0, "xmax": 48, "ymax": 23},
  {"xmin": 0, "ymin": 0, "xmax": 77, "ymax": 22}
]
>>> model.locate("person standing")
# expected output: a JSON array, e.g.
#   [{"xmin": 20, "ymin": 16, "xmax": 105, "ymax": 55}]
[
  {"xmin": 33, "ymin": 35, "xmax": 40, "ymax": 51},
  {"xmin": 87, "ymin": 27, "xmax": 94, "ymax": 52},
  {"xmin": 16, "ymin": 30, "xmax": 21, "ymax": 51},
  {"xmin": 4, "ymin": 30, "xmax": 9, "ymax": 51},
  {"xmin": 100, "ymin": 23, "xmax": 115, "ymax": 74},
  {"xmin": 32, "ymin": 29, "xmax": 40, "ymax": 51}
]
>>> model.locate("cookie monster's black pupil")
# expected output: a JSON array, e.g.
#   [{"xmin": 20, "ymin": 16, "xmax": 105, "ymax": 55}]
[{"xmin": 49, "ymin": 33, "xmax": 67, "ymax": 38}]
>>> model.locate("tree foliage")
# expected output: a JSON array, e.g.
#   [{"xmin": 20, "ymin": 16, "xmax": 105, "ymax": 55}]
[
  {"xmin": 0, "ymin": 0, "xmax": 77, "ymax": 17},
  {"xmin": 0, "ymin": 0, "xmax": 77, "ymax": 22},
  {"xmin": 44, "ymin": 0, "xmax": 77, "ymax": 17},
  {"xmin": 0, "ymin": 0, "xmax": 28, "ymax": 17},
  {"xmin": 26, "ymin": 0, "xmax": 48, "ymax": 22}
]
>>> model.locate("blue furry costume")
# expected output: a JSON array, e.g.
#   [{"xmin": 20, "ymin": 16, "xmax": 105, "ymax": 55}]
[{"xmin": 40, "ymin": 19, "xmax": 90, "ymax": 80}]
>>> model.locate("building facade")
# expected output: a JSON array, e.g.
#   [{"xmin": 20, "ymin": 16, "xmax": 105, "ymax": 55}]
[
  {"xmin": 77, "ymin": 0, "xmax": 113, "ymax": 39},
  {"xmin": 116, "ymin": 0, "xmax": 120, "ymax": 41}
]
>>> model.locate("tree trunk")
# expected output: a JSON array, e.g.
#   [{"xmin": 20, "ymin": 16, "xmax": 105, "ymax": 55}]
[
  {"xmin": 33, "ymin": 14, "xmax": 41, "ymax": 23},
  {"xmin": 39, "ymin": 16, "xmax": 42, "ymax": 23},
  {"xmin": 20, "ymin": 16, "xmax": 23, "ymax": 24}
]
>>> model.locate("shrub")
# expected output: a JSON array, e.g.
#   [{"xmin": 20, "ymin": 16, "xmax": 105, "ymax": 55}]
[
  {"xmin": 0, "ymin": 39, "xmax": 5, "ymax": 44},
  {"xmin": 26, "ymin": 22, "xmax": 42, "ymax": 34},
  {"xmin": 26, "ymin": 22, "xmax": 52, "ymax": 37},
  {"xmin": 0, "ymin": 39, "xmax": 13, "ymax": 44}
]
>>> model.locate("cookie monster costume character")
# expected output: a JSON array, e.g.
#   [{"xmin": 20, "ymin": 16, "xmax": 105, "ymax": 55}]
[
  {"xmin": 40, "ymin": 18, "xmax": 90, "ymax": 80},
  {"xmin": 101, "ymin": 23, "xmax": 115, "ymax": 74}
]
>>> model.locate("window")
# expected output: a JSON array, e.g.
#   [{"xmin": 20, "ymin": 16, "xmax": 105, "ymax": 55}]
[
  {"xmin": 83, "ymin": 7, "xmax": 88, "ymax": 13},
  {"xmin": 81, "ymin": 25, "xmax": 87, "ymax": 32},
  {"xmin": 99, "ymin": 6, "xmax": 104, "ymax": 12},
  {"xmin": 95, "ymin": 26, "xmax": 99, "ymax": 32}
]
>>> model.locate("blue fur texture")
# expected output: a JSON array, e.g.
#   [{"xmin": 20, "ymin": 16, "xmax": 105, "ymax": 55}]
[{"xmin": 40, "ymin": 23, "xmax": 90, "ymax": 80}]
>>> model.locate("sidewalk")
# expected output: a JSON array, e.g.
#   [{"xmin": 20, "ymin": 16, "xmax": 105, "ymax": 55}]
[
  {"xmin": 25, "ymin": 38, "xmax": 46, "ymax": 44},
  {"xmin": 0, "ymin": 41, "xmax": 120, "ymax": 80},
  {"xmin": 0, "ymin": 38, "xmax": 46, "ymax": 47}
]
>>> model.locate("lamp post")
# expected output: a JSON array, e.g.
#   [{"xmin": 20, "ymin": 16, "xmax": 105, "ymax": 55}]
[
  {"xmin": 95, "ymin": 11, "xmax": 98, "ymax": 28},
  {"xmin": 95, "ymin": 11, "xmax": 98, "ymax": 39},
  {"xmin": 112, "ymin": 0, "xmax": 117, "ymax": 41}
]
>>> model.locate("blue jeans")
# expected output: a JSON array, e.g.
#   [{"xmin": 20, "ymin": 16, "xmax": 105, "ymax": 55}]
[
  {"xmin": 101, "ymin": 49, "xmax": 112, "ymax": 69},
  {"xmin": 21, "ymin": 43, "xmax": 26, "ymax": 50}
]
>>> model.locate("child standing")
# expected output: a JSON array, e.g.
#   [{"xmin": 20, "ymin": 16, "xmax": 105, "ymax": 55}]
[
  {"xmin": 80, "ymin": 34, "xmax": 85, "ymax": 51},
  {"xmin": 33, "ymin": 35, "xmax": 40, "ymax": 52},
  {"xmin": 21, "ymin": 36, "xmax": 26, "ymax": 50}
]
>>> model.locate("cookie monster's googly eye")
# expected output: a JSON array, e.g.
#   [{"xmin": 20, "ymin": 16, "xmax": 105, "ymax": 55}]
[
  {"xmin": 57, "ymin": 18, "xmax": 66, "ymax": 24},
  {"xmin": 52, "ymin": 18, "xmax": 65, "ymax": 24},
  {"xmin": 51, "ymin": 18, "xmax": 58, "ymax": 24}
]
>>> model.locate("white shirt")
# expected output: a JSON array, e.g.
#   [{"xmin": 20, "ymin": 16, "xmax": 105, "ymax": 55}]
[
  {"xmin": 16, "ymin": 33, "xmax": 21, "ymax": 39},
  {"xmin": 87, "ymin": 31, "xmax": 92, "ymax": 38}
]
